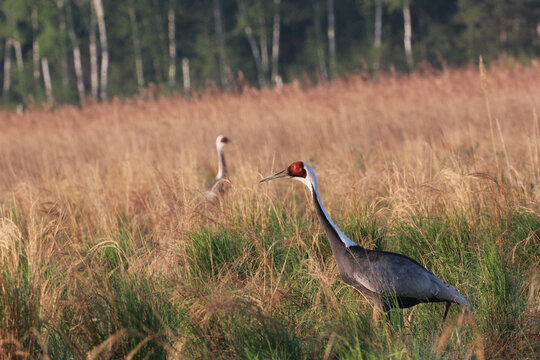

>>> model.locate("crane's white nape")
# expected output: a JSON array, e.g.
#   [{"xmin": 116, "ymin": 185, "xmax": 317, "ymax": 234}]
[{"xmin": 290, "ymin": 162, "xmax": 317, "ymax": 192}]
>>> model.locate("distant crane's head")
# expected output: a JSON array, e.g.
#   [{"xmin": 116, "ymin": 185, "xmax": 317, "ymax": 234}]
[
  {"xmin": 260, "ymin": 161, "xmax": 318, "ymax": 193},
  {"xmin": 216, "ymin": 135, "xmax": 229, "ymax": 152}
]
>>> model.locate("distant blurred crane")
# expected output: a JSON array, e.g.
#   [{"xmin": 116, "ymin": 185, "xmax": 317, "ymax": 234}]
[
  {"xmin": 205, "ymin": 135, "xmax": 231, "ymax": 202},
  {"xmin": 260, "ymin": 161, "xmax": 470, "ymax": 321}
]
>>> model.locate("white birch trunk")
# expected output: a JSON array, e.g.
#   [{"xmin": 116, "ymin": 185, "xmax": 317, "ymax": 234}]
[
  {"xmin": 327, "ymin": 0, "xmax": 336, "ymax": 79},
  {"xmin": 168, "ymin": 0, "xmax": 176, "ymax": 88},
  {"xmin": 89, "ymin": 3, "xmax": 99, "ymax": 100},
  {"xmin": 93, "ymin": 0, "xmax": 109, "ymax": 100},
  {"xmin": 403, "ymin": 0, "xmax": 414, "ymax": 71},
  {"xmin": 128, "ymin": 1, "xmax": 145, "ymax": 90},
  {"xmin": 214, "ymin": 0, "xmax": 229, "ymax": 91},
  {"xmin": 66, "ymin": 0, "xmax": 86, "ymax": 105},
  {"xmin": 13, "ymin": 40, "xmax": 24, "ymax": 74},
  {"xmin": 41, "ymin": 58, "xmax": 53, "ymax": 104},
  {"xmin": 2, "ymin": 38, "xmax": 12, "ymax": 99},
  {"xmin": 271, "ymin": 0, "xmax": 281, "ymax": 84},
  {"xmin": 12, "ymin": 39, "xmax": 25, "ymax": 98},
  {"xmin": 182, "ymin": 58, "xmax": 191, "ymax": 98}
]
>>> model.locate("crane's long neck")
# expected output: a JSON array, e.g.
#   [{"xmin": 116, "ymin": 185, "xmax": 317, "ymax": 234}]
[
  {"xmin": 216, "ymin": 147, "xmax": 227, "ymax": 179},
  {"xmin": 310, "ymin": 184, "xmax": 359, "ymax": 250}
]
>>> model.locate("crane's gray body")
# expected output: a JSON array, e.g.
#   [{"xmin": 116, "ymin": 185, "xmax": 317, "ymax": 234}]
[
  {"xmin": 207, "ymin": 176, "xmax": 230, "ymax": 197},
  {"xmin": 260, "ymin": 161, "xmax": 470, "ymax": 316},
  {"xmin": 312, "ymin": 186, "xmax": 469, "ymax": 312}
]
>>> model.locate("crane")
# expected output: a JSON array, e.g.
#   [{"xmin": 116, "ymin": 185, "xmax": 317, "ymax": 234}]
[
  {"xmin": 260, "ymin": 161, "xmax": 470, "ymax": 321},
  {"xmin": 205, "ymin": 135, "xmax": 231, "ymax": 201}
]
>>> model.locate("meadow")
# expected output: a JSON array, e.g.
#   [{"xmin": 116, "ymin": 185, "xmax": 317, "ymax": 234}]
[{"xmin": 0, "ymin": 59, "xmax": 538, "ymax": 359}]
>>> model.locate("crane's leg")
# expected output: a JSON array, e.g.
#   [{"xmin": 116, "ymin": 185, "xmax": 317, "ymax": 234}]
[
  {"xmin": 403, "ymin": 307, "xmax": 415, "ymax": 337},
  {"xmin": 366, "ymin": 295, "xmax": 384, "ymax": 323},
  {"xmin": 372, "ymin": 302, "xmax": 392, "ymax": 337},
  {"xmin": 442, "ymin": 302, "xmax": 451, "ymax": 323},
  {"xmin": 372, "ymin": 307, "xmax": 382, "ymax": 322}
]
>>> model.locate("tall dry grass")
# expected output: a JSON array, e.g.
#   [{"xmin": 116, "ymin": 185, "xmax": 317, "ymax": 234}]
[{"xmin": 0, "ymin": 60, "xmax": 538, "ymax": 359}]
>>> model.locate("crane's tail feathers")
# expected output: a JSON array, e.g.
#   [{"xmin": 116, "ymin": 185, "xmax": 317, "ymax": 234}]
[
  {"xmin": 452, "ymin": 290, "xmax": 471, "ymax": 312},
  {"xmin": 436, "ymin": 276, "xmax": 471, "ymax": 312}
]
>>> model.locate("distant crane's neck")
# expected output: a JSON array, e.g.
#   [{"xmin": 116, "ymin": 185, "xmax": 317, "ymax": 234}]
[{"xmin": 216, "ymin": 146, "xmax": 227, "ymax": 179}]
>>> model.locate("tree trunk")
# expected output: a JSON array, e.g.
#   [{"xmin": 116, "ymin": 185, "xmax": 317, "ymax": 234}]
[
  {"xmin": 150, "ymin": 56, "xmax": 163, "ymax": 86},
  {"xmin": 93, "ymin": 0, "xmax": 109, "ymax": 100},
  {"xmin": 66, "ymin": 0, "xmax": 86, "ymax": 105},
  {"xmin": 403, "ymin": 0, "xmax": 414, "ymax": 71},
  {"xmin": 271, "ymin": 0, "xmax": 281, "ymax": 85},
  {"xmin": 214, "ymin": 0, "xmax": 230, "ymax": 91},
  {"xmin": 89, "ymin": 3, "xmax": 99, "ymax": 100},
  {"xmin": 57, "ymin": 0, "xmax": 70, "ymax": 96},
  {"xmin": 2, "ymin": 38, "xmax": 12, "ymax": 100},
  {"xmin": 182, "ymin": 58, "xmax": 191, "ymax": 98},
  {"xmin": 373, "ymin": 0, "xmax": 382, "ymax": 70},
  {"xmin": 237, "ymin": 0, "xmax": 266, "ymax": 87},
  {"xmin": 327, "ymin": 0, "xmax": 336, "ymax": 79},
  {"xmin": 41, "ymin": 58, "xmax": 54, "ymax": 104},
  {"xmin": 128, "ymin": 0, "xmax": 145, "ymax": 90},
  {"xmin": 12, "ymin": 39, "xmax": 25, "ymax": 96},
  {"xmin": 314, "ymin": 1, "xmax": 328, "ymax": 82},
  {"xmin": 257, "ymin": 0, "xmax": 269, "ymax": 78},
  {"xmin": 13, "ymin": 40, "xmax": 24, "ymax": 74},
  {"xmin": 32, "ymin": 7, "xmax": 41, "ymax": 86},
  {"xmin": 168, "ymin": 0, "xmax": 176, "ymax": 88}
]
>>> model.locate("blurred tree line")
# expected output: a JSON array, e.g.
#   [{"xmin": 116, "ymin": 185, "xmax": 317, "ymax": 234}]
[{"xmin": 0, "ymin": 0, "xmax": 539, "ymax": 107}]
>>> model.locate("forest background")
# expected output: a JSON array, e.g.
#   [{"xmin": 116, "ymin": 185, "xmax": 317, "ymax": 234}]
[{"xmin": 1, "ymin": 0, "xmax": 540, "ymax": 107}]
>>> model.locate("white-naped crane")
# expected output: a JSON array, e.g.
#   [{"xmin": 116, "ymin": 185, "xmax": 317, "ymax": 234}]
[
  {"xmin": 205, "ymin": 135, "xmax": 231, "ymax": 201},
  {"xmin": 260, "ymin": 161, "xmax": 470, "ymax": 321}
]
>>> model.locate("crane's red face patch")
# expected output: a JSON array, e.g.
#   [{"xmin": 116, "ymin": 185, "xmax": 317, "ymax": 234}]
[
  {"xmin": 221, "ymin": 136, "xmax": 229, "ymax": 143},
  {"xmin": 287, "ymin": 161, "xmax": 307, "ymax": 178}
]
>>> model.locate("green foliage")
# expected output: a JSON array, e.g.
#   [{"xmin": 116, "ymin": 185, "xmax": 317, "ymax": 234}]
[
  {"xmin": 187, "ymin": 226, "xmax": 248, "ymax": 279},
  {"xmin": 52, "ymin": 221, "xmax": 181, "ymax": 359},
  {"xmin": 0, "ymin": 253, "xmax": 42, "ymax": 357},
  {"xmin": 209, "ymin": 305, "xmax": 301, "ymax": 359}
]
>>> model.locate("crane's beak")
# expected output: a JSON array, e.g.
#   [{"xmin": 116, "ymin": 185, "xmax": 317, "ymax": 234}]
[{"xmin": 259, "ymin": 169, "xmax": 288, "ymax": 183}]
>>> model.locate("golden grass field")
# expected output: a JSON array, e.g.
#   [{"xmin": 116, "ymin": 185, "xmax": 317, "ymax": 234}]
[{"xmin": 0, "ymin": 60, "xmax": 538, "ymax": 359}]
